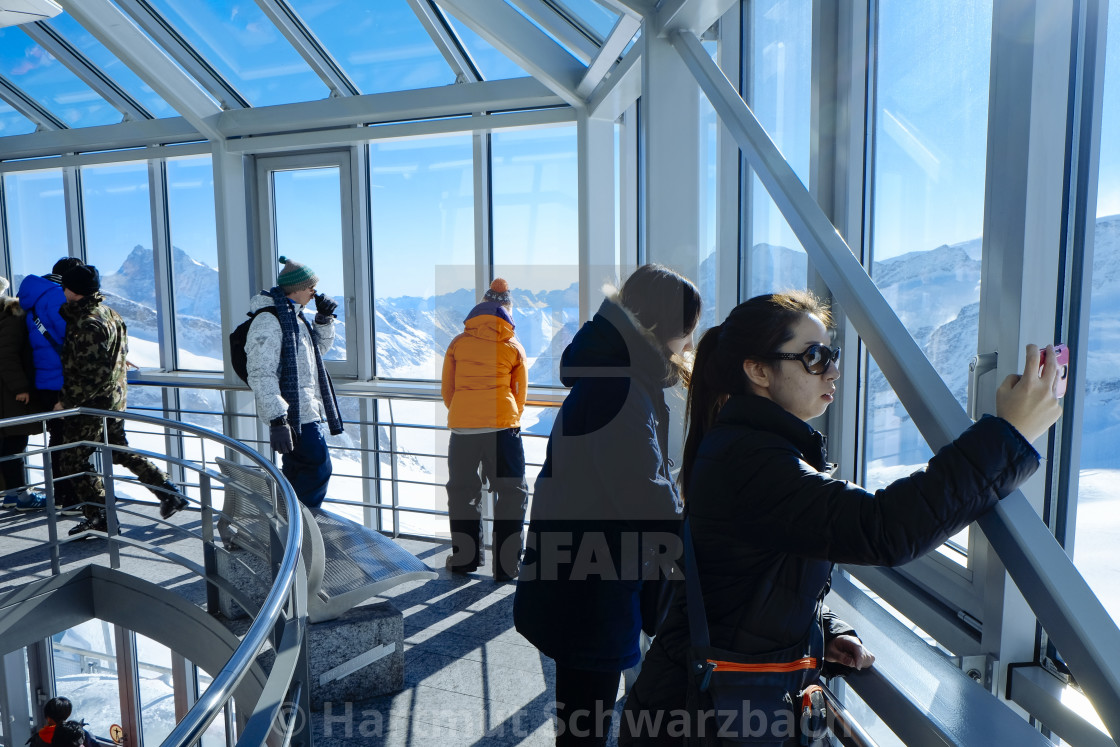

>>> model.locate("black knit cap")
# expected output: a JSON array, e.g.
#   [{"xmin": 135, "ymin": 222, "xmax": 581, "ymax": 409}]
[{"xmin": 61, "ymin": 264, "xmax": 100, "ymax": 296}]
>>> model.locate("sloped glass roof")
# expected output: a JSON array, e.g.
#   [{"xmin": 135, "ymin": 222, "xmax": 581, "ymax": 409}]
[
  {"xmin": 45, "ymin": 13, "xmax": 176, "ymax": 118},
  {"xmin": 0, "ymin": 28, "xmax": 121, "ymax": 127},
  {"xmin": 0, "ymin": 98, "xmax": 35, "ymax": 136},
  {"xmin": 552, "ymin": 0, "xmax": 621, "ymax": 42},
  {"xmin": 287, "ymin": 0, "xmax": 458, "ymax": 95},
  {"xmin": 444, "ymin": 13, "xmax": 532, "ymax": 81},
  {"xmin": 143, "ymin": 0, "xmax": 330, "ymax": 106}
]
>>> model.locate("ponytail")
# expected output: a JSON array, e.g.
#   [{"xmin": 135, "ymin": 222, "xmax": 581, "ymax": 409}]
[
  {"xmin": 677, "ymin": 290, "xmax": 833, "ymax": 500},
  {"xmin": 679, "ymin": 325, "xmax": 726, "ymax": 499}
]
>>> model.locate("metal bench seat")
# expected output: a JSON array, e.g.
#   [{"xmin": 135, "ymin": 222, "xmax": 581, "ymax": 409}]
[{"xmin": 215, "ymin": 457, "xmax": 436, "ymax": 623}]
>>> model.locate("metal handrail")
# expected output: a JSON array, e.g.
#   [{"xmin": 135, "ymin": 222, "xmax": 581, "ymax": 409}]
[
  {"xmin": 5, "ymin": 407, "xmax": 307, "ymax": 747},
  {"xmin": 820, "ymin": 683, "xmax": 881, "ymax": 747}
]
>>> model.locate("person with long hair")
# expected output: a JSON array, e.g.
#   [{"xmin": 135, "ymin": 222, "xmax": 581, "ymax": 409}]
[
  {"xmin": 514, "ymin": 264, "xmax": 702, "ymax": 746},
  {"xmin": 620, "ymin": 291, "xmax": 1063, "ymax": 745}
]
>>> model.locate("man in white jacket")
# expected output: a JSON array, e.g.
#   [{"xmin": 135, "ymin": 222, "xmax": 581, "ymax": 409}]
[{"xmin": 245, "ymin": 256, "xmax": 344, "ymax": 508}]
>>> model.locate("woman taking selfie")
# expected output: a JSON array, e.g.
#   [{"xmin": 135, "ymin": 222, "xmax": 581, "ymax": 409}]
[{"xmin": 621, "ymin": 291, "xmax": 1063, "ymax": 745}]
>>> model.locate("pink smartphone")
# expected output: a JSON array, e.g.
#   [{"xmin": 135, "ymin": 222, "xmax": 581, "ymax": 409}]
[{"xmin": 1040, "ymin": 344, "xmax": 1070, "ymax": 397}]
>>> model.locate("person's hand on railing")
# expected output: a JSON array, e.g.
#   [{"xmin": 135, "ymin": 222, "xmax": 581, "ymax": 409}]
[
  {"xmin": 825, "ymin": 634, "xmax": 876, "ymax": 670},
  {"xmin": 996, "ymin": 344, "xmax": 1064, "ymax": 443},
  {"xmin": 270, "ymin": 417, "xmax": 296, "ymax": 454}
]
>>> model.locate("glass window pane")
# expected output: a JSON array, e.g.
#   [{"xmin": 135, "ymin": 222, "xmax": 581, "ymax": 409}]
[
  {"xmin": 386, "ymin": 399, "xmax": 446, "ymax": 537},
  {"xmin": 4, "ymin": 169, "xmax": 66, "ymax": 290},
  {"xmin": 0, "ymin": 98, "xmax": 36, "ymax": 136},
  {"xmin": 862, "ymin": 0, "xmax": 992, "ymax": 502},
  {"xmin": 145, "ymin": 0, "xmax": 329, "ymax": 106},
  {"xmin": 45, "ymin": 14, "xmax": 177, "ymax": 118},
  {"xmin": 0, "ymin": 29, "xmax": 120, "ymax": 127},
  {"xmin": 745, "ymin": 0, "xmax": 811, "ymax": 299},
  {"xmin": 370, "ymin": 135, "xmax": 474, "ymax": 380},
  {"xmin": 288, "ymin": 0, "xmax": 456, "ymax": 94},
  {"xmin": 272, "ymin": 167, "xmax": 346, "ymax": 360},
  {"xmin": 53, "ymin": 621, "xmax": 122, "ymax": 741},
  {"xmin": 491, "ymin": 126, "xmax": 579, "ymax": 388},
  {"xmin": 1076, "ymin": 0, "xmax": 1120, "ymax": 632},
  {"xmin": 82, "ymin": 162, "xmax": 158, "ymax": 360},
  {"xmin": 554, "ymin": 0, "xmax": 620, "ymax": 41},
  {"xmin": 167, "ymin": 156, "xmax": 221, "ymax": 371},
  {"xmin": 135, "ymin": 634, "xmax": 176, "ymax": 745},
  {"xmin": 444, "ymin": 15, "xmax": 532, "ymax": 81}
]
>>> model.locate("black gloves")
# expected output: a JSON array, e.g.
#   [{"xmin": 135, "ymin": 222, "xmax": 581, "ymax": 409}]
[
  {"xmin": 270, "ymin": 416, "xmax": 295, "ymax": 455},
  {"xmin": 313, "ymin": 293, "xmax": 338, "ymax": 325}
]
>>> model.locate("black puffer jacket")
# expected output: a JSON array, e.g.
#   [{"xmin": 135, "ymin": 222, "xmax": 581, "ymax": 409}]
[
  {"xmin": 514, "ymin": 297, "xmax": 684, "ymax": 672},
  {"xmin": 627, "ymin": 393, "xmax": 1040, "ymax": 713}
]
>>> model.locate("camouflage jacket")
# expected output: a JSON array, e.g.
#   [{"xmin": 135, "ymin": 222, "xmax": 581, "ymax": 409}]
[{"xmin": 59, "ymin": 293, "xmax": 128, "ymax": 412}]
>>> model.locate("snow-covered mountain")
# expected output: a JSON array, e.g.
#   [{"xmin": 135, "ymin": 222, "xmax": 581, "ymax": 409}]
[{"xmin": 102, "ymin": 216, "xmax": 1120, "ymax": 468}]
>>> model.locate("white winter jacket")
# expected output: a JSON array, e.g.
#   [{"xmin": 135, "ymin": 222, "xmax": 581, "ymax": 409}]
[{"xmin": 245, "ymin": 292, "xmax": 335, "ymax": 425}]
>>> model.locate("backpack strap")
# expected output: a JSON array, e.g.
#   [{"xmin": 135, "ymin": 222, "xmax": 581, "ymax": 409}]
[{"xmin": 31, "ymin": 311, "xmax": 63, "ymax": 355}]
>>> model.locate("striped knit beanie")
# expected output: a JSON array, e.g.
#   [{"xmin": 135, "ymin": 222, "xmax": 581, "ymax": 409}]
[
  {"xmin": 483, "ymin": 278, "xmax": 511, "ymax": 306},
  {"xmin": 277, "ymin": 256, "xmax": 319, "ymax": 292}
]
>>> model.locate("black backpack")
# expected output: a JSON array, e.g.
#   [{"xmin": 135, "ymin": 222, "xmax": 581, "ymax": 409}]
[{"xmin": 229, "ymin": 306, "xmax": 277, "ymax": 383}]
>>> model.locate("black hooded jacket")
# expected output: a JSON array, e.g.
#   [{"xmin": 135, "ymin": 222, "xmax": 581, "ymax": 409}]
[
  {"xmin": 626, "ymin": 393, "xmax": 1040, "ymax": 713},
  {"xmin": 513, "ymin": 297, "xmax": 684, "ymax": 671}
]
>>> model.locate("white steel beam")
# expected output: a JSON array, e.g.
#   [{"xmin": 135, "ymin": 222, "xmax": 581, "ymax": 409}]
[
  {"xmin": 672, "ymin": 27, "xmax": 1120, "ymax": 739},
  {"xmin": 577, "ymin": 14, "xmax": 640, "ymax": 98},
  {"xmin": 22, "ymin": 21, "xmax": 152, "ymax": 121},
  {"xmin": 595, "ymin": 0, "xmax": 654, "ymax": 17},
  {"xmin": 509, "ymin": 0, "xmax": 599, "ymax": 64},
  {"xmin": 435, "ymin": 0, "xmax": 585, "ymax": 107},
  {"xmin": 112, "ymin": 0, "xmax": 249, "ymax": 110},
  {"xmin": 0, "ymin": 75, "xmax": 66, "ymax": 130},
  {"xmin": 252, "ymin": 0, "xmax": 361, "ymax": 97},
  {"xmin": 223, "ymin": 108, "xmax": 574, "ymax": 154},
  {"xmin": 217, "ymin": 77, "xmax": 564, "ymax": 137},
  {"xmin": 0, "ymin": 117, "xmax": 200, "ymax": 162},
  {"xmin": 406, "ymin": 0, "xmax": 480, "ymax": 82},
  {"xmin": 654, "ymin": 0, "xmax": 738, "ymax": 36},
  {"xmin": 577, "ymin": 112, "xmax": 617, "ymax": 323},
  {"xmin": 57, "ymin": 0, "xmax": 223, "ymax": 140},
  {"xmin": 587, "ymin": 40, "xmax": 640, "ymax": 119}
]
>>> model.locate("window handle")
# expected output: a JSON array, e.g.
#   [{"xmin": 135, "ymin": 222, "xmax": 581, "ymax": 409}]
[{"xmin": 967, "ymin": 352, "xmax": 998, "ymax": 421}]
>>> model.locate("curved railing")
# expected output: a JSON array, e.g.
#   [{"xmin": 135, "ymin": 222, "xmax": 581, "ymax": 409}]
[{"xmin": 0, "ymin": 407, "xmax": 307, "ymax": 746}]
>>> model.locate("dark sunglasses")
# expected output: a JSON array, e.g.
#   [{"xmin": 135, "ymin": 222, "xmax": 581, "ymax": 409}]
[{"xmin": 764, "ymin": 343, "xmax": 841, "ymax": 375}]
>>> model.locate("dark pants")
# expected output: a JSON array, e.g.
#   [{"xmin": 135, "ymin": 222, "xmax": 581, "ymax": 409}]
[
  {"xmin": 56, "ymin": 414, "xmax": 169, "ymax": 520},
  {"xmin": 0, "ymin": 434, "xmax": 28, "ymax": 492},
  {"xmin": 445, "ymin": 429, "xmax": 528, "ymax": 574},
  {"xmin": 281, "ymin": 421, "xmax": 332, "ymax": 509},
  {"xmin": 35, "ymin": 390, "xmax": 75, "ymax": 506},
  {"xmin": 555, "ymin": 665, "xmax": 622, "ymax": 746}
]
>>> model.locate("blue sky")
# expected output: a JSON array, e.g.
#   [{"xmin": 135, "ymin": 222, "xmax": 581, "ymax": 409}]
[{"xmin": 4, "ymin": 3, "xmax": 1120, "ymax": 289}]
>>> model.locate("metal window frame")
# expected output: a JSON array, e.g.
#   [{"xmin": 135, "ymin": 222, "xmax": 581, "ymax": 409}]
[
  {"xmin": 252, "ymin": 0, "xmax": 362, "ymax": 97},
  {"xmin": 509, "ymin": 0, "xmax": 601, "ymax": 64},
  {"xmin": 0, "ymin": 75, "xmax": 67, "ymax": 131},
  {"xmin": 254, "ymin": 150, "xmax": 360, "ymax": 379},
  {"xmin": 435, "ymin": 0, "xmax": 586, "ymax": 107},
  {"xmin": 22, "ymin": 21, "xmax": 152, "ymax": 122},
  {"xmin": 406, "ymin": 0, "xmax": 483, "ymax": 83},
  {"xmin": 106, "ymin": 0, "xmax": 249, "ymax": 112},
  {"xmin": 671, "ymin": 23, "xmax": 1120, "ymax": 739},
  {"xmin": 58, "ymin": 0, "xmax": 225, "ymax": 141}
]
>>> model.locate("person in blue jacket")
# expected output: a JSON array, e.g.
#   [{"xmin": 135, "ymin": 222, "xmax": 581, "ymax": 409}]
[
  {"xmin": 514, "ymin": 264, "xmax": 701, "ymax": 746},
  {"xmin": 16, "ymin": 256, "xmax": 83, "ymax": 511}
]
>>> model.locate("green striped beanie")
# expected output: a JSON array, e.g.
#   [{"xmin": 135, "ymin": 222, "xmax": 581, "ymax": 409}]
[{"xmin": 277, "ymin": 256, "xmax": 319, "ymax": 291}]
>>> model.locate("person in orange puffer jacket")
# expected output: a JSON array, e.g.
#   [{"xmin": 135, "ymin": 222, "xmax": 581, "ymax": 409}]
[{"xmin": 441, "ymin": 278, "xmax": 529, "ymax": 581}]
